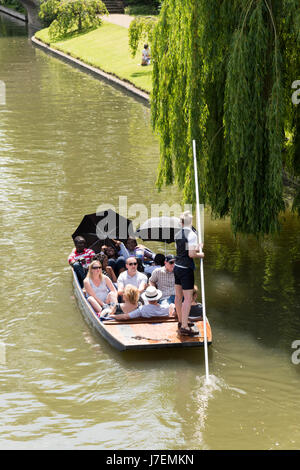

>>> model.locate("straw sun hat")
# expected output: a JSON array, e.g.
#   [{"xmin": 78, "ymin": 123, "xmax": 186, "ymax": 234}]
[{"xmin": 141, "ymin": 286, "xmax": 162, "ymax": 303}]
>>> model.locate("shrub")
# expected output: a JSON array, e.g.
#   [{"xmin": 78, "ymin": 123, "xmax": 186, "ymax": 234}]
[
  {"xmin": 41, "ymin": 0, "xmax": 108, "ymax": 40},
  {"xmin": 39, "ymin": 0, "xmax": 60, "ymax": 27}
]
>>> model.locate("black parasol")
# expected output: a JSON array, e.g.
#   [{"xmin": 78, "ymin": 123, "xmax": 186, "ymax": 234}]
[{"xmin": 72, "ymin": 209, "xmax": 133, "ymax": 253}]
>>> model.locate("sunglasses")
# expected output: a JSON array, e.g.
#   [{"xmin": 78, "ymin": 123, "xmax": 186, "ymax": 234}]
[
  {"xmin": 92, "ymin": 266, "xmax": 102, "ymax": 270},
  {"xmin": 128, "ymin": 262, "xmax": 138, "ymax": 266},
  {"xmin": 168, "ymin": 260, "xmax": 175, "ymax": 264}
]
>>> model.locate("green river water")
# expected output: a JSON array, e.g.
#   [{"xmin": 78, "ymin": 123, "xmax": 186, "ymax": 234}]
[{"xmin": 1, "ymin": 13, "xmax": 300, "ymax": 450}]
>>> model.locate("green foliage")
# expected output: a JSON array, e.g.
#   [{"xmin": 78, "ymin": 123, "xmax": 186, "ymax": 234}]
[
  {"xmin": 128, "ymin": 16, "xmax": 158, "ymax": 57},
  {"xmin": 42, "ymin": 0, "xmax": 108, "ymax": 40},
  {"xmin": 39, "ymin": 0, "xmax": 60, "ymax": 27},
  {"xmin": 0, "ymin": 0, "xmax": 25, "ymax": 13},
  {"xmin": 124, "ymin": 1, "xmax": 161, "ymax": 16},
  {"xmin": 151, "ymin": 0, "xmax": 300, "ymax": 236}
]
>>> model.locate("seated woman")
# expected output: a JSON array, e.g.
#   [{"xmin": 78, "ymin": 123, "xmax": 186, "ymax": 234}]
[
  {"xmin": 101, "ymin": 243, "xmax": 126, "ymax": 277},
  {"xmin": 144, "ymin": 253, "xmax": 165, "ymax": 276},
  {"xmin": 93, "ymin": 253, "xmax": 117, "ymax": 284},
  {"xmin": 106, "ymin": 284, "xmax": 140, "ymax": 316},
  {"xmin": 188, "ymin": 285, "xmax": 203, "ymax": 321},
  {"xmin": 124, "ymin": 237, "xmax": 155, "ymax": 263},
  {"xmin": 84, "ymin": 260, "xmax": 117, "ymax": 315}
]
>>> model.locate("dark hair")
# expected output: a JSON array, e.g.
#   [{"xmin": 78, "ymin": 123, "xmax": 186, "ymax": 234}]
[
  {"xmin": 136, "ymin": 258, "xmax": 144, "ymax": 272},
  {"xmin": 93, "ymin": 253, "xmax": 107, "ymax": 264},
  {"xmin": 126, "ymin": 237, "xmax": 137, "ymax": 248},
  {"xmin": 103, "ymin": 245, "xmax": 117, "ymax": 257},
  {"xmin": 154, "ymin": 253, "xmax": 165, "ymax": 266},
  {"xmin": 74, "ymin": 236, "xmax": 85, "ymax": 244}
]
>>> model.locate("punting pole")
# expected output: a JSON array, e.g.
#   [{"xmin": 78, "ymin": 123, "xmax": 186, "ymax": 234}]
[{"xmin": 192, "ymin": 139, "xmax": 210, "ymax": 383}]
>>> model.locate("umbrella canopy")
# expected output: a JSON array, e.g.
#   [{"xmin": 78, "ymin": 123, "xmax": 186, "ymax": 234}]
[
  {"xmin": 136, "ymin": 216, "xmax": 183, "ymax": 244},
  {"xmin": 72, "ymin": 209, "xmax": 133, "ymax": 253}
]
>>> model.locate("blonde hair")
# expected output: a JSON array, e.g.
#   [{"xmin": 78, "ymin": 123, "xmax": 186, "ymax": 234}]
[
  {"xmin": 180, "ymin": 210, "xmax": 193, "ymax": 227},
  {"xmin": 124, "ymin": 284, "xmax": 139, "ymax": 305},
  {"xmin": 87, "ymin": 260, "xmax": 103, "ymax": 282}
]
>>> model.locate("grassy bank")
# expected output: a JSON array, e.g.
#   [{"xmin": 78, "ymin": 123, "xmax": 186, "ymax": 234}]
[{"xmin": 35, "ymin": 21, "xmax": 152, "ymax": 94}]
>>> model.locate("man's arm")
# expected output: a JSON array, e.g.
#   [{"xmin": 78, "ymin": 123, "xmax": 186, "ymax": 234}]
[
  {"xmin": 188, "ymin": 232, "xmax": 204, "ymax": 259},
  {"xmin": 188, "ymin": 248, "xmax": 205, "ymax": 259},
  {"xmin": 113, "ymin": 240, "xmax": 130, "ymax": 259},
  {"xmin": 117, "ymin": 281, "xmax": 125, "ymax": 297},
  {"xmin": 110, "ymin": 312, "xmax": 131, "ymax": 321},
  {"xmin": 149, "ymin": 270, "xmax": 158, "ymax": 287},
  {"xmin": 110, "ymin": 307, "xmax": 141, "ymax": 321},
  {"xmin": 138, "ymin": 279, "xmax": 147, "ymax": 294},
  {"xmin": 68, "ymin": 250, "xmax": 76, "ymax": 265},
  {"xmin": 117, "ymin": 272, "xmax": 125, "ymax": 296}
]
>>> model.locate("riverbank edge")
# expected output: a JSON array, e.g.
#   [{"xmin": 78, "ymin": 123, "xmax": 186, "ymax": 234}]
[
  {"xmin": 0, "ymin": 5, "xmax": 26, "ymax": 22},
  {"xmin": 31, "ymin": 35, "xmax": 150, "ymax": 105}
]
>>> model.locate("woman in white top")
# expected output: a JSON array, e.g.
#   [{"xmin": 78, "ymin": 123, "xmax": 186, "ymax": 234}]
[{"xmin": 84, "ymin": 260, "xmax": 117, "ymax": 315}]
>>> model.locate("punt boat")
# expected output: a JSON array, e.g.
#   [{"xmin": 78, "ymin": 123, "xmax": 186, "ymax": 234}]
[{"xmin": 72, "ymin": 269, "xmax": 212, "ymax": 351}]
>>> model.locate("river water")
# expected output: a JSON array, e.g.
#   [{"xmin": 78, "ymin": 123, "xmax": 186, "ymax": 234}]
[{"xmin": 1, "ymin": 13, "xmax": 300, "ymax": 450}]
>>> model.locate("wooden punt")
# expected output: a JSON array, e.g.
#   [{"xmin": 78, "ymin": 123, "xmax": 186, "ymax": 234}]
[{"xmin": 72, "ymin": 269, "xmax": 212, "ymax": 351}]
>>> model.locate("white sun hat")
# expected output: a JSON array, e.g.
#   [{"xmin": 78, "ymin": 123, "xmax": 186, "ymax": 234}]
[{"xmin": 141, "ymin": 285, "xmax": 162, "ymax": 303}]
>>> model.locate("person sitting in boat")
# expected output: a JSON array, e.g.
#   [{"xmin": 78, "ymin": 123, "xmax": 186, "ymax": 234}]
[
  {"xmin": 117, "ymin": 256, "xmax": 148, "ymax": 299},
  {"xmin": 84, "ymin": 260, "xmax": 118, "ymax": 315},
  {"xmin": 101, "ymin": 243, "xmax": 126, "ymax": 277},
  {"xmin": 188, "ymin": 285, "xmax": 203, "ymax": 321},
  {"xmin": 144, "ymin": 253, "xmax": 165, "ymax": 276},
  {"xmin": 124, "ymin": 237, "xmax": 155, "ymax": 263},
  {"xmin": 68, "ymin": 236, "xmax": 95, "ymax": 288},
  {"xmin": 92, "ymin": 253, "xmax": 117, "ymax": 284},
  {"xmin": 149, "ymin": 254, "xmax": 176, "ymax": 304},
  {"xmin": 104, "ymin": 284, "xmax": 140, "ymax": 316},
  {"xmin": 110, "ymin": 286, "xmax": 175, "ymax": 321}
]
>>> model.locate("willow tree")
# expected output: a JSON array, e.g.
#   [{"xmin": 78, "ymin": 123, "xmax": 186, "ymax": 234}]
[
  {"xmin": 40, "ymin": 0, "xmax": 108, "ymax": 40},
  {"xmin": 151, "ymin": 0, "xmax": 300, "ymax": 235}
]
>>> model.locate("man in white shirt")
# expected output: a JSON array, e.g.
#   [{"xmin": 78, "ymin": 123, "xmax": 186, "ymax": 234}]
[
  {"xmin": 117, "ymin": 256, "xmax": 148, "ymax": 298},
  {"xmin": 110, "ymin": 286, "xmax": 175, "ymax": 320},
  {"xmin": 174, "ymin": 211, "xmax": 204, "ymax": 336}
]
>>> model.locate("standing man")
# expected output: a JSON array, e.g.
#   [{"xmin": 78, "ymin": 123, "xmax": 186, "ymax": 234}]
[
  {"xmin": 174, "ymin": 211, "xmax": 204, "ymax": 336},
  {"xmin": 149, "ymin": 254, "xmax": 176, "ymax": 304}
]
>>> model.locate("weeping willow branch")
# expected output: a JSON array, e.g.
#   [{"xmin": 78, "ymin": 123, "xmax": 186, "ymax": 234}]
[
  {"xmin": 151, "ymin": 0, "xmax": 300, "ymax": 236},
  {"xmin": 128, "ymin": 16, "xmax": 158, "ymax": 58}
]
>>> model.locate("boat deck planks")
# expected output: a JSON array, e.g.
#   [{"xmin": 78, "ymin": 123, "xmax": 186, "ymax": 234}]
[
  {"xmin": 103, "ymin": 318, "xmax": 212, "ymax": 349},
  {"xmin": 72, "ymin": 269, "xmax": 212, "ymax": 351}
]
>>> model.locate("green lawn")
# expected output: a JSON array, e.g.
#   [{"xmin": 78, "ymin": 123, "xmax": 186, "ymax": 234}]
[{"xmin": 35, "ymin": 21, "xmax": 152, "ymax": 94}]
